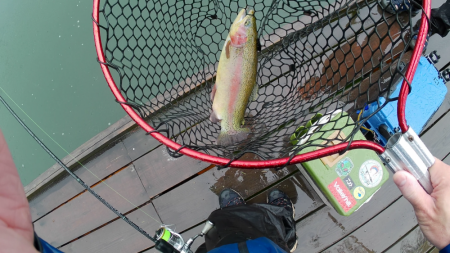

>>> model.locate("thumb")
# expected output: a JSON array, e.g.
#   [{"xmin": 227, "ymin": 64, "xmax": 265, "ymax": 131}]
[{"xmin": 393, "ymin": 171, "xmax": 433, "ymax": 212}]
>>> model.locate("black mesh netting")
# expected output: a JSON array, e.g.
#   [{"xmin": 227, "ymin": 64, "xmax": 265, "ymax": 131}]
[{"xmin": 96, "ymin": 0, "xmax": 421, "ymax": 164}]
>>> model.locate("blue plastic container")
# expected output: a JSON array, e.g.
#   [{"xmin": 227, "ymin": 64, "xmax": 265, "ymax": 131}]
[{"xmin": 361, "ymin": 56, "xmax": 447, "ymax": 146}]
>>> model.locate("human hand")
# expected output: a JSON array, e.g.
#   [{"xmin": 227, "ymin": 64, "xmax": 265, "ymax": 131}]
[
  {"xmin": 0, "ymin": 129, "xmax": 38, "ymax": 252},
  {"xmin": 393, "ymin": 158, "xmax": 450, "ymax": 250}
]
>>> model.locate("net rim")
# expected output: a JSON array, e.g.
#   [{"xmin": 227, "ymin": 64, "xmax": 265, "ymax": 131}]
[{"xmin": 92, "ymin": 0, "xmax": 429, "ymax": 168}]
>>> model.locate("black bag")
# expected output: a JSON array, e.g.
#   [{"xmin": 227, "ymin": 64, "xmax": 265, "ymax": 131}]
[{"xmin": 196, "ymin": 204, "xmax": 296, "ymax": 253}]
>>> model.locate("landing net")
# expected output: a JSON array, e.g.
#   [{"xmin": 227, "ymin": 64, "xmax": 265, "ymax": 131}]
[{"xmin": 93, "ymin": 0, "xmax": 430, "ymax": 168}]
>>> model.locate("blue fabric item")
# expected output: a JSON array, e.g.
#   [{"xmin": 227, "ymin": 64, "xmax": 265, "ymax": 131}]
[
  {"xmin": 208, "ymin": 237, "xmax": 287, "ymax": 253},
  {"xmin": 39, "ymin": 238, "xmax": 64, "ymax": 253},
  {"xmin": 441, "ymin": 244, "xmax": 450, "ymax": 253}
]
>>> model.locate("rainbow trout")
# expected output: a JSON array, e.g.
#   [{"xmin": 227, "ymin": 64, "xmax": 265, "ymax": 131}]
[{"xmin": 210, "ymin": 8, "xmax": 258, "ymax": 146}]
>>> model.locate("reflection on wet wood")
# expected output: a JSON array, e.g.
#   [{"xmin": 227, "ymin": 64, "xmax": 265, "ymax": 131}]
[
  {"xmin": 246, "ymin": 170, "xmax": 324, "ymax": 220},
  {"xmin": 153, "ymin": 154, "xmax": 297, "ymax": 233},
  {"xmin": 29, "ymin": 140, "xmax": 131, "ymax": 221},
  {"xmin": 344, "ymin": 51, "xmax": 412, "ymax": 116},
  {"xmin": 299, "ymin": 13, "xmax": 407, "ymax": 100},
  {"xmin": 33, "ymin": 165, "xmax": 149, "ymax": 247},
  {"xmin": 209, "ymin": 153, "xmax": 297, "ymax": 197},
  {"xmin": 59, "ymin": 202, "xmax": 160, "ymax": 253},
  {"xmin": 323, "ymin": 197, "xmax": 417, "ymax": 253},
  {"xmin": 384, "ymin": 225, "xmax": 433, "ymax": 253},
  {"xmin": 144, "ymin": 167, "xmax": 324, "ymax": 253},
  {"xmin": 293, "ymin": 170, "xmax": 398, "ymax": 252}
]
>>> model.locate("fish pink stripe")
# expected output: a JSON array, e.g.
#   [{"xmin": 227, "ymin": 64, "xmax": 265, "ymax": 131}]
[{"xmin": 228, "ymin": 56, "xmax": 243, "ymax": 116}]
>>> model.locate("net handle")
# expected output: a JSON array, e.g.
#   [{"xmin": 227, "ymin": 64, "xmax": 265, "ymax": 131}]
[
  {"xmin": 398, "ymin": 0, "xmax": 431, "ymax": 133},
  {"xmin": 92, "ymin": 0, "xmax": 430, "ymax": 168}
]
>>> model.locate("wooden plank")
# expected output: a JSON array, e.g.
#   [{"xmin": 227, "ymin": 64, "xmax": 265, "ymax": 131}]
[
  {"xmin": 384, "ymin": 225, "xmax": 434, "ymax": 253},
  {"xmin": 34, "ymin": 164, "xmax": 149, "ymax": 247},
  {"xmin": 58, "ymin": 145, "xmax": 210, "ymax": 252},
  {"xmin": 133, "ymin": 144, "xmax": 211, "ymax": 198},
  {"xmin": 25, "ymin": 114, "xmax": 134, "ymax": 196},
  {"xmin": 426, "ymin": 0, "xmax": 450, "ymax": 72},
  {"xmin": 300, "ymin": 14, "xmax": 406, "ymax": 100},
  {"xmin": 421, "ymin": 113, "xmax": 450, "ymax": 159},
  {"xmin": 422, "ymin": 99, "xmax": 450, "ymax": 135},
  {"xmin": 246, "ymin": 171, "xmax": 324, "ymax": 220},
  {"xmin": 143, "ymin": 168, "xmax": 324, "ymax": 253},
  {"xmin": 416, "ymin": 14, "xmax": 450, "ymax": 133},
  {"xmin": 120, "ymin": 125, "xmax": 162, "ymax": 161},
  {"xmin": 152, "ymin": 154, "xmax": 298, "ymax": 233},
  {"xmin": 29, "ymin": 140, "xmax": 132, "ymax": 222},
  {"xmin": 59, "ymin": 202, "xmax": 161, "ymax": 253},
  {"xmin": 262, "ymin": 0, "xmax": 382, "ymax": 66},
  {"xmin": 443, "ymin": 153, "xmax": 450, "ymax": 164},
  {"xmin": 293, "ymin": 169, "xmax": 399, "ymax": 252},
  {"xmin": 421, "ymin": 67, "xmax": 450, "ymax": 133},
  {"xmin": 344, "ymin": 51, "xmax": 412, "ymax": 117},
  {"xmin": 322, "ymin": 197, "xmax": 417, "ymax": 253},
  {"xmin": 59, "ymin": 164, "xmax": 323, "ymax": 253}
]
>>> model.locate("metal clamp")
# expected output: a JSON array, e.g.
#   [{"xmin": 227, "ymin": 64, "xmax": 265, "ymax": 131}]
[
  {"xmin": 426, "ymin": 50, "xmax": 440, "ymax": 64},
  {"xmin": 380, "ymin": 127, "xmax": 434, "ymax": 194},
  {"xmin": 441, "ymin": 69, "xmax": 450, "ymax": 83}
]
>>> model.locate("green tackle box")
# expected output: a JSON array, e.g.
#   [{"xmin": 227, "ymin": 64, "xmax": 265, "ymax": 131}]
[{"xmin": 291, "ymin": 111, "xmax": 389, "ymax": 216}]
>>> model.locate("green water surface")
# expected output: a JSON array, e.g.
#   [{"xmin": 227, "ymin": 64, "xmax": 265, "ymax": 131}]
[{"xmin": 0, "ymin": 0, "xmax": 126, "ymax": 186}]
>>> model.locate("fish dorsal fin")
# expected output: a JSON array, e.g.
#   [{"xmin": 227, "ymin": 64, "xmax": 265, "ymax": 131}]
[{"xmin": 249, "ymin": 82, "xmax": 258, "ymax": 102}]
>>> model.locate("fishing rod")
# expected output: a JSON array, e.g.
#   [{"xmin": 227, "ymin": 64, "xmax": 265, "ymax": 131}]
[
  {"xmin": 0, "ymin": 92, "xmax": 214, "ymax": 253},
  {"xmin": 0, "ymin": 93, "xmax": 156, "ymax": 242}
]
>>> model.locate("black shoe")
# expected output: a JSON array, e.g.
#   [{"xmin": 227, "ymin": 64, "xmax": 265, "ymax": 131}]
[
  {"xmin": 219, "ymin": 188, "xmax": 245, "ymax": 208},
  {"xmin": 267, "ymin": 189, "xmax": 295, "ymax": 218},
  {"xmin": 268, "ymin": 189, "xmax": 297, "ymax": 252}
]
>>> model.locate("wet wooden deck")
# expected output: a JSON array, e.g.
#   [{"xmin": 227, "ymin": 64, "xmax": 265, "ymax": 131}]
[{"xmin": 25, "ymin": 0, "xmax": 450, "ymax": 252}]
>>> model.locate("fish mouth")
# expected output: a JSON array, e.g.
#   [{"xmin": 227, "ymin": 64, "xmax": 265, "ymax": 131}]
[
  {"xmin": 245, "ymin": 8, "xmax": 255, "ymax": 16},
  {"xmin": 237, "ymin": 7, "xmax": 255, "ymax": 22}
]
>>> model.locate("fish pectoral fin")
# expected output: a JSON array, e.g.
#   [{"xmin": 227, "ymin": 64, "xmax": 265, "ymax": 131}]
[
  {"xmin": 249, "ymin": 82, "xmax": 259, "ymax": 102},
  {"xmin": 210, "ymin": 109, "xmax": 220, "ymax": 123},
  {"xmin": 210, "ymin": 83, "xmax": 217, "ymax": 102}
]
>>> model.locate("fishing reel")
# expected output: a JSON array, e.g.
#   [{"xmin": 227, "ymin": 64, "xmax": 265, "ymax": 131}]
[{"xmin": 154, "ymin": 221, "xmax": 214, "ymax": 253}]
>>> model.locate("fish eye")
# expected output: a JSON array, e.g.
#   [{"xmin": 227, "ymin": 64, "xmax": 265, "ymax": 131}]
[{"xmin": 245, "ymin": 19, "xmax": 251, "ymax": 26}]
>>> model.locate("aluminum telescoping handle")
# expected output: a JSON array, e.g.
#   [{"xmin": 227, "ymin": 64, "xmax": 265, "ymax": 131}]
[
  {"xmin": 380, "ymin": 127, "xmax": 434, "ymax": 194},
  {"xmin": 180, "ymin": 221, "xmax": 214, "ymax": 253}
]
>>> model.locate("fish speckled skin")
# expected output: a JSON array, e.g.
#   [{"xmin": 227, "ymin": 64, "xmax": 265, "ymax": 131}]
[{"xmin": 210, "ymin": 8, "xmax": 258, "ymax": 146}]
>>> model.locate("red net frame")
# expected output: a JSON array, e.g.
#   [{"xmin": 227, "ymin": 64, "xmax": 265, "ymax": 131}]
[{"xmin": 92, "ymin": 0, "xmax": 431, "ymax": 169}]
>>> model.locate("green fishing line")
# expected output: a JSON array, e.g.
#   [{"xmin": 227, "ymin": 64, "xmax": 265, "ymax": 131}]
[{"xmin": 0, "ymin": 86, "xmax": 161, "ymax": 225}]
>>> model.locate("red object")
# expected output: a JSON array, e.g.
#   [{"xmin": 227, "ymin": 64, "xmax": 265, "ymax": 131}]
[
  {"xmin": 398, "ymin": 1, "xmax": 431, "ymax": 133},
  {"xmin": 92, "ymin": 0, "xmax": 430, "ymax": 168},
  {"xmin": 328, "ymin": 178, "xmax": 356, "ymax": 212}
]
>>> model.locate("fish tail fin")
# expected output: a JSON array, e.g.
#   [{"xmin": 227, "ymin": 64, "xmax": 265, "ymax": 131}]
[{"xmin": 217, "ymin": 128, "xmax": 250, "ymax": 146}]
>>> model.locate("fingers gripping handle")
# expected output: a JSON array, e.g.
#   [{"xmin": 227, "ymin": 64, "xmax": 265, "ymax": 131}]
[{"xmin": 381, "ymin": 128, "xmax": 434, "ymax": 194}]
